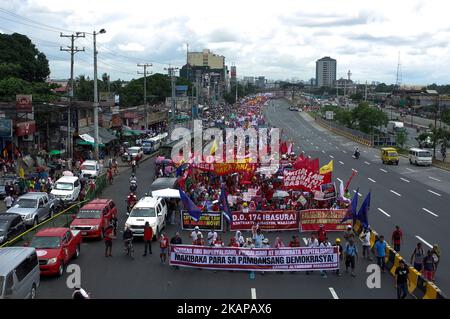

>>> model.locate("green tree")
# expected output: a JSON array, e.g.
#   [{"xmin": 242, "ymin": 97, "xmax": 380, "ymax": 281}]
[
  {"xmin": 351, "ymin": 102, "xmax": 388, "ymax": 134},
  {"xmin": 395, "ymin": 130, "xmax": 408, "ymax": 149},
  {"xmin": 0, "ymin": 33, "xmax": 50, "ymax": 82}
]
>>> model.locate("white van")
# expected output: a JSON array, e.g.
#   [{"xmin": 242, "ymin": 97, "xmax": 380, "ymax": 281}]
[
  {"xmin": 125, "ymin": 196, "xmax": 167, "ymax": 240},
  {"xmin": 0, "ymin": 247, "xmax": 40, "ymax": 299},
  {"xmin": 80, "ymin": 160, "xmax": 102, "ymax": 178},
  {"xmin": 51, "ymin": 176, "xmax": 81, "ymax": 202},
  {"xmin": 409, "ymin": 148, "xmax": 432, "ymax": 166}
]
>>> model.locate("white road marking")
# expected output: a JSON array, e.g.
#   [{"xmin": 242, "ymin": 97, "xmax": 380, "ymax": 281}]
[
  {"xmin": 339, "ymin": 161, "xmax": 344, "ymax": 165},
  {"xmin": 390, "ymin": 190, "xmax": 402, "ymax": 197},
  {"xmin": 302, "ymin": 238, "xmax": 308, "ymax": 245},
  {"xmin": 342, "ymin": 150, "xmax": 347, "ymax": 153},
  {"xmin": 400, "ymin": 178, "xmax": 410, "ymax": 183},
  {"xmin": 363, "ymin": 150, "xmax": 367, "ymax": 153},
  {"xmin": 364, "ymin": 161, "xmax": 370, "ymax": 165},
  {"xmin": 329, "ymin": 288, "xmax": 339, "ymax": 299},
  {"xmin": 415, "ymin": 236, "xmax": 433, "ymax": 249},
  {"xmin": 429, "ymin": 176, "xmax": 441, "ymax": 182},
  {"xmin": 377, "ymin": 208, "xmax": 391, "ymax": 217},
  {"xmin": 406, "ymin": 168, "xmax": 415, "ymax": 172},
  {"xmin": 352, "ymin": 169, "xmax": 358, "ymax": 173},
  {"xmin": 322, "ymin": 150, "xmax": 326, "ymax": 154},
  {"xmin": 353, "ymin": 190, "xmax": 362, "ymax": 197},
  {"xmin": 422, "ymin": 208, "xmax": 439, "ymax": 217},
  {"xmin": 251, "ymin": 288, "xmax": 257, "ymax": 299},
  {"xmin": 336, "ymin": 178, "xmax": 343, "ymax": 183},
  {"xmin": 428, "ymin": 190, "xmax": 442, "ymax": 197},
  {"xmin": 380, "ymin": 168, "xmax": 388, "ymax": 173},
  {"xmin": 329, "ymin": 155, "xmax": 334, "ymax": 159},
  {"xmin": 368, "ymin": 178, "xmax": 376, "ymax": 183}
]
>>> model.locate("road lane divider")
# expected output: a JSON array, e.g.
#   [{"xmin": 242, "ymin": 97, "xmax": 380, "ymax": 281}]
[
  {"xmin": 390, "ymin": 190, "xmax": 402, "ymax": 197},
  {"xmin": 339, "ymin": 161, "xmax": 344, "ymax": 165},
  {"xmin": 428, "ymin": 176, "xmax": 441, "ymax": 182},
  {"xmin": 415, "ymin": 236, "xmax": 433, "ymax": 249},
  {"xmin": 400, "ymin": 178, "xmax": 410, "ymax": 183},
  {"xmin": 368, "ymin": 178, "xmax": 376, "ymax": 183},
  {"xmin": 377, "ymin": 208, "xmax": 391, "ymax": 217},
  {"xmin": 364, "ymin": 161, "xmax": 370, "ymax": 165},
  {"xmin": 422, "ymin": 208, "xmax": 439, "ymax": 217},
  {"xmin": 380, "ymin": 168, "xmax": 388, "ymax": 173},
  {"xmin": 251, "ymin": 288, "xmax": 257, "ymax": 299},
  {"xmin": 353, "ymin": 190, "xmax": 362, "ymax": 197},
  {"xmin": 328, "ymin": 288, "xmax": 339, "ymax": 299},
  {"xmin": 329, "ymin": 155, "xmax": 334, "ymax": 158},
  {"xmin": 428, "ymin": 190, "xmax": 442, "ymax": 197}
]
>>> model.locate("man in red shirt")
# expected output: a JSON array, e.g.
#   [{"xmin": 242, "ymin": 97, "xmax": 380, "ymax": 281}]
[
  {"xmin": 317, "ymin": 224, "xmax": 327, "ymax": 244},
  {"xmin": 160, "ymin": 233, "xmax": 169, "ymax": 263},
  {"xmin": 289, "ymin": 235, "xmax": 301, "ymax": 247},
  {"xmin": 391, "ymin": 225, "xmax": 403, "ymax": 252},
  {"xmin": 143, "ymin": 222, "xmax": 153, "ymax": 256},
  {"xmin": 104, "ymin": 225, "xmax": 114, "ymax": 257}
]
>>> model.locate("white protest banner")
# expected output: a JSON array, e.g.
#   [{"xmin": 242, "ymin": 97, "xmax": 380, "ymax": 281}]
[
  {"xmin": 283, "ymin": 168, "xmax": 325, "ymax": 191},
  {"xmin": 169, "ymin": 245, "xmax": 339, "ymax": 272}
]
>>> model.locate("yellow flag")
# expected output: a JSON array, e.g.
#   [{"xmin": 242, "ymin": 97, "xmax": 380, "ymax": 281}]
[
  {"xmin": 320, "ymin": 160, "xmax": 333, "ymax": 174},
  {"xmin": 210, "ymin": 140, "xmax": 218, "ymax": 155}
]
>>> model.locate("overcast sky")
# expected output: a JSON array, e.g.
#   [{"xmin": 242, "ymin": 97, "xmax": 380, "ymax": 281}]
[{"xmin": 1, "ymin": 0, "xmax": 450, "ymax": 84}]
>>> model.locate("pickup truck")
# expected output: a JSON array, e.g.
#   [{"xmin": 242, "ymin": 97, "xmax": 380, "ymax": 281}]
[
  {"xmin": 28, "ymin": 228, "xmax": 82, "ymax": 276},
  {"xmin": 6, "ymin": 192, "xmax": 61, "ymax": 227},
  {"xmin": 70, "ymin": 198, "xmax": 118, "ymax": 239}
]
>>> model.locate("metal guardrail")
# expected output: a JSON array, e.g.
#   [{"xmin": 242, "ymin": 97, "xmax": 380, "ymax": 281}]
[{"xmin": 315, "ymin": 116, "xmax": 373, "ymax": 147}]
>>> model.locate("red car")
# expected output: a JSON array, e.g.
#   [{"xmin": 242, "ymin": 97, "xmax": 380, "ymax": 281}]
[
  {"xmin": 29, "ymin": 227, "xmax": 82, "ymax": 276},
  {"xmin": 70, "ymin": 199, "xmax": 118, "ymax": 239}
]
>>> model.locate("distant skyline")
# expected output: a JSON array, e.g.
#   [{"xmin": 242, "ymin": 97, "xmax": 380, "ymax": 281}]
[{"xmin": 1, "ymin": 0, "xmax": 450, "ymax": 84}]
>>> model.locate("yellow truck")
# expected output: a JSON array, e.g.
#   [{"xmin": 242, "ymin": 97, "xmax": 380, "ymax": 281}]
[{"xmin": 381, "ymin": 147, "xmax": 399, "ymax": 165}]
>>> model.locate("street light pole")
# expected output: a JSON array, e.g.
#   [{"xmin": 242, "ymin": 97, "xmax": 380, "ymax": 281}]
[{"xmin": 93, "ymin": 29, "xmax": 105, "ymax": 160}]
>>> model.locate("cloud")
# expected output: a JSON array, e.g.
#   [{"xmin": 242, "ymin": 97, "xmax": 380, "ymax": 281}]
[{"xmin": 118, "ymin": 43, "xmax": 145, "ymax": 52}]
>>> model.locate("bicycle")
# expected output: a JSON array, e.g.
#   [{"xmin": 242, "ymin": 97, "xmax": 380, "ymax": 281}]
[{"xmin": 124, "ymin": 239, "xmax": 134, "ymax": 258}]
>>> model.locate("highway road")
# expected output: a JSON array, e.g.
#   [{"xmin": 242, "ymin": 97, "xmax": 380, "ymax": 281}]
[
  {"xmin": 265, "ymin": 98, "xmax": 450, "ymax": 295},
  {"xmin": 36, "ymin": 125, "xmax": 398, "ymax": 299}
]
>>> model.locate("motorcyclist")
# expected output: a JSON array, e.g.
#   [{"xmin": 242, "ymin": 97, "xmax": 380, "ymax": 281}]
[
  {"xmin": 123, "ymin": 225, "xmax": 133, "ymax": 250},
  {"xmin": 353, "ymin": 147, "xmax": 360, "ymax": 159},
  {"xmin": 131, "ymin": 159, "xmax": 137, "ymax": 174},
  {"xmin": 127, "ymin": 192, "xmax": 137, "ymax": 212},
  {"xmin": 129, "ymin": 174, "xmax": 138, "ymax": 192}
]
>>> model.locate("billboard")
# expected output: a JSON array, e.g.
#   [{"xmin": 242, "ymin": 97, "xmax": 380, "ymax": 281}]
[
  {"xmin": 0, "ymin": 119, "xmax": 13, "ymax": 137},
  {"xmin": 16, "ymin": 95, "xmax": 33, "ymax": 112},
  {"xmin": 16, "ymin": 121, "xmax": 36, "ymax": 136}
]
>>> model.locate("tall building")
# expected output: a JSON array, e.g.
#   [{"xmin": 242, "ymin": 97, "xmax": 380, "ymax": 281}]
[
  {"xmin": 256, "ymin": 76, "xmax": 266, "ymax": 89},
  {"xmin": 188, "ymin": 49, "xmax": 225, "ymax": 69},
  {"xmin": 315, "ymin": 56, "xmax": 337, "ymax": 87}
]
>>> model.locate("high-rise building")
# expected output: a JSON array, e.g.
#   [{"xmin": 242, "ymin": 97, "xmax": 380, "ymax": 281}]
[{"xmin": 315, "ymin": 56, "xmax": 337, "ymax": 87}]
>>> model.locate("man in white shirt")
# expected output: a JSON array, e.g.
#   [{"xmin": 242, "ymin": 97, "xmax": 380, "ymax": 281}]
[
  {"xmin": 306, "ymin": 232, "xmax": 319, "ymax": 275},
  {"xmin": 190, "ymin": 226, "xmax": 202, "ymax": 243},
  {"xmin": 207, "ymin": 230, "xmax": 218, "ymax": 246},
  {"xmin": 4, "ymin": 195, "xmax": 14, "ymax": 209}
]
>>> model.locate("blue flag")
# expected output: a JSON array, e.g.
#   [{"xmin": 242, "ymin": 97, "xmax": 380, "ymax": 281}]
[
  {"xmin": 219, "ymin": 186, "xmax": 232, "ymax": 224},
  {"xmin": 356, "ymin": 191, "xmax": 371, "ymax": 228},
  {"xmin": 179, "ymin": 189, "xmax": 202, "ymax": 222},
  {"xmin": 176, "ymin": 163, "xmax": 189, "ymax": 177},
  {"xmin": 341, "ymin": 187, "xmax": 359, "ymax": 223}
]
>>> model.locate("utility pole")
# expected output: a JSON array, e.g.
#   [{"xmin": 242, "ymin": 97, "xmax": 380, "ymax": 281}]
[
  {"xmin": 93, "ymin": 29, "xmax": 106, "ymax": 161},
  {"xmin": 60, "ymin": 32, "xmax": 85, "ymax": 158},
  {"xmin": 164, "ymin": 66, "xmax": 179, "ymax": 132},
  {"xmin": 137, "ymin": 63, "xmax": 152, "ymax": 105}
]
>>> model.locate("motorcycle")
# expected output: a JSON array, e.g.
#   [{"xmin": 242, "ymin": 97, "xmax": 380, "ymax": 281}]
[
  {"xmin": 129, "ymin": 180, "xmax": 137, "ymax": 192},
  {"xmin": 126, "ymin": 193, "xmax": 137, "ymax": 213},
  {"xmin": 352, "ymin": 151, "xmax": 360, "ymax": 159}
]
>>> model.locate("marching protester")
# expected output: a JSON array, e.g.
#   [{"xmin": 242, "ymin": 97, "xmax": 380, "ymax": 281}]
[
  {"xmin": 159, "ymin": 233, "xmax": 169, "ymax": 264},
  {"xmin": 395, "ymin": 260, "xmax": 409, "ymax": 299},
  {"xmin": 228, "ymin": 237, "xmax": 240, "ymax": 247},
  {"xmin": 343, "ymin": 225, "xmax": 354, "ymax": 243},
  {"xmin": 344, "ymin": 238, "xmax": 358, "ymax": 277},
  {"xmin": 335, "ymin": 238, "xmax": 343, "ymax": 276},
  {"xmin": 306, "ymin": 232, "xmax": 319, "ymax": 275},
  {"xmin": 317, "ymin": 224, "xmax": 327, "ymax": 245},
  {"xmin": 375, "ymin": 235, "xmax": 387, "ymax": 273},
  {"xmin": 431, "ymin": 244, "xmax": 441, "ymax": 281},
  {"xmin": 243, "ymin": 238, "xmax": 255, "ymax": 248},
  {"xmin": 235, "ymin": 230, "xmax": 245, "ymax": 247},
  {"xmin": 190, "ymin": 226, "xmax": 202, "ymax": 244},
  {"xmin": 170, "ymin": 232, "xmax": 182, "ymax": 245},
  {"xmin": 273, "ymin": 237, "xmax": 285, "ymax": 248},
  {"xmin": 207, "ymin": 229, "xmax": 218, "ymax": 246},
  {"xmin": 410, "ymin": 242, "xmax": 425, "ymax": 272},
  {"xmin": 391, "ymin": 225, "xmax": 403, "ymax": 252},
  {"xmin": 319, "ymin": 237, "xmax": 332, "ymax": 278},
  {"xmin": 143, "ymin": 222, "xmax": 153, "ymax": 256},
  {"xmin": 253, "ymin": 228, "xmax": 265, "ymax": 248},
  {"xmin": 213, "ymin": 235, "xmax": 224, "ymax": 247},
  {"xmin": 193, "ymin": 233, "xmax": 205, "ymax": 246},
  {"xmin": 104, "ymin": 225, "xmax": 114, "ymax": 257},
  {"xmin": 289, "ymin": 235, "xmax": 301, "ymax": 247},
  {"xmin": 361, "ymin": 227, "xmax": 372, "ymax": 260},
  {"xmin": 262, "ymin": 238, "xmax": 270, "ymax": 248},
  {"xmin": 422, "ymin": 250, "xmax": 436, "ymax": 281}
]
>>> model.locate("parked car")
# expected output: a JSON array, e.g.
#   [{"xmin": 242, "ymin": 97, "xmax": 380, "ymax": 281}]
[
  {"xmin": 0, "ymin": 213, "xmax": 27, "ymax": 245},
  {"xmin": 125, "ymin": 196, "xmax": 167, "ymax": 240},
  {"xmin": 6, "ymin": 192, "xmax": 60, "ymax": 227},
  {"xmin": 50, "ymin": 176, "xmax": 81, "ymax": 203},
  {"xmin": 80, "ymin": 160, "xmax": 102, "ymax": 179},
  {"xmin": 0, "ymin": 247, "xmax": 40, "ymax": 299},
  {"xmin": 28, "ymin": 228, "xmax": 82, "ymax": 276},
  {"xmin": 122, "ymin": 146, "xmax": 143, "ymax": 162},
  {"xmin": 70, "ymin": 199, "xmax": 118, "ymax": 239}
]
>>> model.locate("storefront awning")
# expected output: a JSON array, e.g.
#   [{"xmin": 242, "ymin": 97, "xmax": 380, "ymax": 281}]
[{"xmin": 78, "ymin": 126, "xmax": 117, "ymax": 144}]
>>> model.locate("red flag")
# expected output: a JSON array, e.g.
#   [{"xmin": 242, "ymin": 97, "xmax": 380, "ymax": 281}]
[
  {"xmin": 307, "ymin": 158, "xmax": 320, "ymax": 173},
  {"xmin": 345, "ymin": 170, "xmax": 357, "ymax": 191},
  {"xmin": 293, "ymin": 153, "xmax": 306, "ymax": 169},
  {"xmin": 321, "ymin": 172, "xmax": 332, "ymax": 184}
]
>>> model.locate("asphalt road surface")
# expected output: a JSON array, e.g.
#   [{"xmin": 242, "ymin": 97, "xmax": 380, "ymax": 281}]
[
  {"xmin": 36, "ymin": 127, "xmax": 400, "ymax": 299},
  {"xmin": 265, "ymin": 98, "xmax": 450, "ymax": 295}
]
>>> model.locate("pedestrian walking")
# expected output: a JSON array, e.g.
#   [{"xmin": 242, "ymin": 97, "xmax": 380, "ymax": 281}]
[
  {"xmin": 207, "ymin": 229, "xmax": 218, "ymax": 246},
  {"xmin": 319, "ymin": 237, "xmax": 332, "ymax": 278},
  {"xmin": 235, "ymin": 230, "xmax": 245, "ymax": 247},
  {"xmin": 431, "ymin": 244, "xmax": 441, "ymax": 281},
  {"xmin": 3, "ymin": 194, "xmax": 14, "ymax": 209},
  {"xmin": 375, "ymin": 235, "xmax": 387, "ymax": 272},
  {"xmin": 422, "ymin": 250, "xmax": 436, "ymax": 281},
  {"xmin": 159, "ymin": 233, "xmax": 169, "ymax": 263},
  {"xmin": 193, "ymin": 233, "xmax": 205, "ymax": 246},
  {"xmin": 410, "ymin": 243, "xmax": 425, "ymax": 272},
  {"xmin": 395, "ymin": 260, "xmax": 409, "ymax": 299},
  {"xmin": 361, "ymin": 227, "xmax": 372, "ymax": 260},
  {"xmin": 306, "ymin": 232, "xmax": 319, "ymax": 275},
  {"xmin": 317, "ymin": 224, "xmax": 327, "ymax": 244},
  {"xmin": 335, "ymin": 238, "xmax": 343, "ymax": 276},
  {"xmin": 289, "ymin": 235, "xmax": 301, "ymax": 247},
  {"xmin": 190, "ymin": 226, "xmax": 202, "ymax": 244},
  {"xmin": 107, "ymin": 168, "xmax": 113, "ymax": 185},
  {"xmin": 253, "ymin": 228, "xmax": 265, "ymax": 248},
  {"xmin": 391, "ymin": 225, "xmax": 403, "ymax": 252},
  {"xmin": 170, "ymin": 232, "xmax": 182, "ymax": 245},
  {"xmin": 143, "ymin": 222, "xmax": 153, "ymax": 256},
  {"xmin": 104, "ymin": 225, "xmax": 114, "ymax": 257},
  {"xmin": 344, "ymin": 238, "xmax": 358, "ymax": 277},
  {"xmin": 343, "ymin": 225, "xmax": 354, "ymax": 243}
]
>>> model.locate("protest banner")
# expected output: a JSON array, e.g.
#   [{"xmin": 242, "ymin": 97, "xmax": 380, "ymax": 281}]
[
  {"xmin": 283, "ymin": 168, "xmax": 325, "ymax": 191},
  {"xmin": 230, "ymin": 210, "xmax": 298, "ymax": 231},
  {"xmin": 181, "ymin": 211, "xmax": 223, "ymax": 231},
  {"xmin": 193, "ymin": 162, "xmax": 256, "ymax": 175},
  {"xmin": 169, "ymin": 245, "xmax": 339, "ymax": 271},
  {"xmin": 321, "ymin": 183, "xmax": 336, "ymax": 200},
  {"xmin": 300, "ymin": 209, "xmax": 348, "ymax": 231}
]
